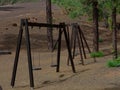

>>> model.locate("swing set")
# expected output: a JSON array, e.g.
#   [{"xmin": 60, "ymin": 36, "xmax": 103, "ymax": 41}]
[
  {"xmin": 11, "ymin": 19, "xmax": 76, "ymax": 89},
  {"xmin": 67, "ymin": 23, "xmax": 91, "ymax": 65}
]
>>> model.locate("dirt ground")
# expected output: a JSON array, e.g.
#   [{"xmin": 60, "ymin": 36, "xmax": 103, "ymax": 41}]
[{"xmin": 1, "ymin": 0, "xmax": 120, "ymax": 90}]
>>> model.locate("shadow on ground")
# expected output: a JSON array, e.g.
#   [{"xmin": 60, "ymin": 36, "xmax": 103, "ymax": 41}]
[{"xmin": 0, "ymin": 86, "xmax": 2, "ymax": 90}]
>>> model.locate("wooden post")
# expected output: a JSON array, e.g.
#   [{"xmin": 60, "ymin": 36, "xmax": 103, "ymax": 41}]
[
  {"xmin": 24, "ymin": 19, "xmax": 34, "ymax": 87},
  {"xmin": 11, "ymin": 19, "xmax": 24, "ymax": 87}
]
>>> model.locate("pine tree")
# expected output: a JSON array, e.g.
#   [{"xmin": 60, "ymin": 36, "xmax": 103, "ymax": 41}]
[{"xmin": 46, "ymin": 0, "xmax": 53, "ymax": 51}]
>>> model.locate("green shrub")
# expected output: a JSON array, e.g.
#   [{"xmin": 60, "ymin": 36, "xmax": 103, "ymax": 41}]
[
  {"xmin": 107, "ymin": 57, "xmax": 120, "ymax": 67},
  {"xmin": 90, "ymin": 51, "xmax": 104, "ymax": 58},
  {"xmin": 52, "ymin": 0, "xmax": 92, "ymax": 19}
]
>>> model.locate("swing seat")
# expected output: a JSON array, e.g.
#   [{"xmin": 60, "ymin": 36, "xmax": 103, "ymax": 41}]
[
  {"xmin": 51, "ymin": 64, "xmax": 57, "ymax": 67},
  {"xmin": 0, "ymin": 50, "xmax": 11, "ymax": 55},
  {"xmin": 32, "ymin": 66, "xmax": 42, "ymax": 70}
]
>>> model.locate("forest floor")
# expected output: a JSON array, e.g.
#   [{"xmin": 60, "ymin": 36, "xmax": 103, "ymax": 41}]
[{"xmin": 1, "ymin": 0, "xmax": 120, "ymax": 90}]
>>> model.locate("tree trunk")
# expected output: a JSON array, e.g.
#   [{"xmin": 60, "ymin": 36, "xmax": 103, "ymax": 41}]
[
  {"xmin": 46, "ymin": 0, "xmax": 53, "ymax": 51},
  {"xmin": 92, "ymin": 1, "xmax": 99, "ymax": 52},
  {"xmin": 112, "ymin": 7, "xmax": 117, "ymax": 59}
]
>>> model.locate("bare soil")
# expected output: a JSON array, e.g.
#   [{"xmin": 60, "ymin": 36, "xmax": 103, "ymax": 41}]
[{"xmin": 0, "ymin": 0, "xmax": 120, "ymax": 90}]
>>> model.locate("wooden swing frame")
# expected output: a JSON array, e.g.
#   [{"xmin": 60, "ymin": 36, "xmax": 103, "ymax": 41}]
[{"xmin": 11, "ymin": 19, "xmax": 76, "ymax": 89}]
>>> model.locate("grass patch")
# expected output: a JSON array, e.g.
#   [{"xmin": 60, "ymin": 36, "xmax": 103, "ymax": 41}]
[
  {"xmin": 90, "ymin": 51, "xmax": 104, "ymax": 58},
  {"xmin": 107, "ymin": 57, "xmax": 120, "ymax": 67}
]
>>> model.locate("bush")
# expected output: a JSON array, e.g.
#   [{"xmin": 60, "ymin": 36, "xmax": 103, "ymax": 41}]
[
  {"xmin": 107, "ymin": 57, "xmax": 120, "ymax": 67},
  {"xmin": 90, "ymin": 51, "xmax": 104, "ymax": 58},
  {"xmin": 52, "ymin": 0, "xmax": 92, "ymax": 19}
]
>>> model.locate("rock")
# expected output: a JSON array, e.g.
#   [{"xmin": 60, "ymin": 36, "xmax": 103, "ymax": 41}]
[{"xmin": 12, "ymin": 23, "xmax": 17, "ymax": 27}]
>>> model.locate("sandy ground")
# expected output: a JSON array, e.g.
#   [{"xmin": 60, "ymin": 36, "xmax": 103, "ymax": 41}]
[{"xmin": 1, "ymin": 0, "xmax": 120, "ymax": 90}]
